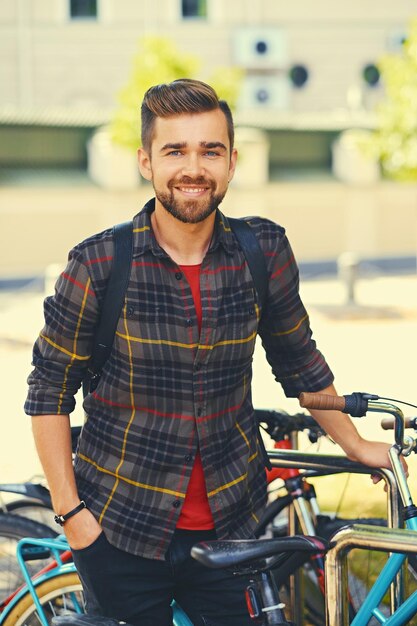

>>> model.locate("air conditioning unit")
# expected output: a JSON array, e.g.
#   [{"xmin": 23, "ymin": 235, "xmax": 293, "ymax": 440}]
[
  {"xmin": 238, "ymin": 75, "xmax": 290, "ymax": 111},
  {"xmin": 233, "ymin": 27, "xmax": 288, "ymax": 69}
]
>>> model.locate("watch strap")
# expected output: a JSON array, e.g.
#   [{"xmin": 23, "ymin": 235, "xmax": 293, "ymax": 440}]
[{"xmin": 54, "ymin": 500, "xmax": 86, "ymax": 526}]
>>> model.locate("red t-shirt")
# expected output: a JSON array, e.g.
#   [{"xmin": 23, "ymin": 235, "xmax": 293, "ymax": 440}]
[{"xmin": 176, "ymin": 263, "xmax": 215, "ymax": 530}]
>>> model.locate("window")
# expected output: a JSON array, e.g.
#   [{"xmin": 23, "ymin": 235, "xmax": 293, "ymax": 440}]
[
  {"xmin": 182, "ymin": 0, "xmax": 207, "ymax": 19},
  {"xmin": 70, "ymin": 0, "xmax": 98, "ymax": 19}
]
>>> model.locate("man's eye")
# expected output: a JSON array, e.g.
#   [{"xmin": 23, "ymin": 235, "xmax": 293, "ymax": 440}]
[
  {"xmin": 167, "ymin": 151, "xmax": 182, "ymax": 156},
  {"xmin": 205, "ymin": 151, "xmax": 219, "ymax": 157}
]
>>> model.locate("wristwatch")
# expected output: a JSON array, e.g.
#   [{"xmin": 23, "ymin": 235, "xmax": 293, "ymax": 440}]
[{"xmin": 54, "ymin": 500, "xmax": 87, "ymax": 526}]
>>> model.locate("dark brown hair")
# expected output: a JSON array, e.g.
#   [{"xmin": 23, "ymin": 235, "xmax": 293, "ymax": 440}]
[{"xmin": 141, "ymin": 78, "xmax": 234, "ymax": 154}]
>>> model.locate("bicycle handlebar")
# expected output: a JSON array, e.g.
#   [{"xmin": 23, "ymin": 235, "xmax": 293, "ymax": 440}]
[
  {"xmin": 299, "ymin": 391, "xmax": 415, "ymax": 454},
  {"xmin": 299, "ymin": 392, "xmax": 346, "ymax": 412},
  {"xmin": 381, "ymin": 416, "xmax": 417, "ymax": 431},
  {"xmin": 255, "ymin": 408, "xmax": 326, "ymax": 443},
  {"xmin": 299, "ymin": 391, "xmax": 378, "ymax": 417}
]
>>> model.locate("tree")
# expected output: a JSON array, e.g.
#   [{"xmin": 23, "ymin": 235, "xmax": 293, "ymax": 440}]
[
  {"xmin": 109, "ymin": 36, "xmax": 242, "ymax": 151},
  {"xmin": 372, "ymin": 17, "xmax": 417, "ymax": 180}
]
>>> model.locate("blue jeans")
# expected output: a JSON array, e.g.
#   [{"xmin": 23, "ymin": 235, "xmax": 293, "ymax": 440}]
[{"xmin": 72, "ymin": 529, "xmax": 254, "ymax": 626}]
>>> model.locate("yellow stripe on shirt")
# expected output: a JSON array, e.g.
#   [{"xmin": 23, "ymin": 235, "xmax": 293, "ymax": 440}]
[
  {"xmin": 57, "ymin": 277, "xmax": 91, "ymax": 414},
  {"xmin": 271, "ymin": 314, "xmax": 309, "ymax": 337},
  {"xmin": 40, "ymin": 334, "xmax": 90, "ymax": 360},
  {"xmin": 99, "ymin": 302, "xmax": 139, "ymax": 523},
  {"xmin": 115, "ymin": 330, "xmax": 257, "ymax": 350},
  {"xmin": 78, "ymin": 453, "xmax": 186, "ymax": 498}
]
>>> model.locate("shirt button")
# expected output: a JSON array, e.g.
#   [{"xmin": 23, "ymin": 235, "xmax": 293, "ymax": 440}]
[
  {"xmin": 248, "ymin": 308, "xmax": 255, "ymax": 316},
  {"xmin": 185, "ymin": 454, "xmax": 192, "ymax": 463},
  {"xmin": 126, "ymin": 306, "xmax": 135, "ymax": 317},
  {"xmin": 173, "ymin": 500, "xmax": 181, "ymax": 508},
  {"xmin": 175, "ymin": 272, "xmax": 183, "ymax": 280},
  {"xmin": 186, "ymin": 318, "xmax": 193, "ymax": 327}
]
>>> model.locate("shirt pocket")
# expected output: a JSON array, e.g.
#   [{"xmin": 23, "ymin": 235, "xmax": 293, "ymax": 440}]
[
  {"xmin": 216, "ymin": 287, "xmax": 259, "ymax": 350},
  {"xmin": 118, "ymin": 303, "xmax": 161, "ymax": 336},
  {"xmin": 114, "ymin": 302, "xmax": 175, "ymax": 365}
]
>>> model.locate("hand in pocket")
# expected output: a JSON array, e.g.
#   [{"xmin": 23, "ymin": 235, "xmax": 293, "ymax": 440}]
[{"xmin": 64, "ymin": 508, "xmax": 103, "ymax": 551}]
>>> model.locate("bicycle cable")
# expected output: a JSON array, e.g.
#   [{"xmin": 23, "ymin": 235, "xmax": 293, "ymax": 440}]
[{"xmin": 375, "ymin": 396, "xmax": 417, "ymax": 410}]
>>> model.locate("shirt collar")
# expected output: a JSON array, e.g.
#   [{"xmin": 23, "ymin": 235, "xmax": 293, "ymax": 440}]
[{"xmin": 131, "ymin": 198, "xmax": 238, "ymax": 259}]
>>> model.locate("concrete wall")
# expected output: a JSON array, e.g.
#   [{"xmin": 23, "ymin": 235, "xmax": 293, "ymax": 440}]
[{"xmin": 1, "ymin": 179, "xmax": 416, "ymax": 280}]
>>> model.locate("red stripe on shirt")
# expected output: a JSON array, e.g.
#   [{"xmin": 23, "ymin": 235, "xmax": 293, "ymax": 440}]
[
  {"xmin": 61, "ymin": 273, "xmax": 95, "ymax": 297},
  {"xmin": 84, "ymin": 256, "xmax": 113, "ymax": 266},
  {"xmin": 92, "ymin": 392, "xmax": 195, "ymax": 419}
]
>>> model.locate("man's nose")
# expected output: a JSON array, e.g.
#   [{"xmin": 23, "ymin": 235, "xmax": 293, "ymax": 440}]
[{"xmin": 182, "ymin": 153, "xmax": 205, "ymax": 176}]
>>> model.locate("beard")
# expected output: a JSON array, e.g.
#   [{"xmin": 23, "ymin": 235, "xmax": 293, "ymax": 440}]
[{"xmin": 154, "ymin": 176, "xmax": 227, "ymax": 224}]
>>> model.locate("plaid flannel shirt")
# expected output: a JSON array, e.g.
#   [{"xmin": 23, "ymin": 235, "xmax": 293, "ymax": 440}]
[{"xmin": 25, "ymin": 199, "xmax": 333, "ymax": 559}]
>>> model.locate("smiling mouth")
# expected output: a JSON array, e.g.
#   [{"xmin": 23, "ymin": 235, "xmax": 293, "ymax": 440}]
[{"xmin": 176, "ymin": 186, "xmax": 208, "ymax": 194}]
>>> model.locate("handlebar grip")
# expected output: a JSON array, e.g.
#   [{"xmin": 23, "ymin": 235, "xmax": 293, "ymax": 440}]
[
  {"xmin": 299, "ymin": 392, "xmax": 346, "ymax": 411},
  {"xmin": 381, "ymin": 416, "xmax": 417, "ymax": 430}
]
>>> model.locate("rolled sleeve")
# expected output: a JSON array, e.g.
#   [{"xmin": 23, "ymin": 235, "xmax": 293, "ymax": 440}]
[
  {"xmin": 258, "ymin": 226, "xmax": 334, "ymax": 397},
  {"xmin": 25, "ymin": 250, "xmax": 99, "ymax": 416}
]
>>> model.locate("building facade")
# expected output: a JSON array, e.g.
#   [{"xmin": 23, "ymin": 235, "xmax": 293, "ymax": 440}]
[{"xmin": 1, "ymin": 0, "xmax": 416, "ymax": 115}]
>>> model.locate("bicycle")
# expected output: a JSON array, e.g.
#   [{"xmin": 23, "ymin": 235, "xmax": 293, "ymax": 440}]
[
  {"xmin": 0, "ymin": 429, "xmax": 79, "ymax": 606},
  {"xmin": 0, "ymin": 411, "xmax": 396, "ymax": 626},
  {"xmin": 0, "ymin": 480, "xmax": 53, "ymax": 526},
  {"xmin": 0, "ymin": 427, "xmax": 80, "ymax": 527},
  {"xmin": 298, "ymin": 390, "xmax": 417, "ymax": 626},
  {"xmin": 256, "ymin": 408, "xmax": 391, "ymax": 624},
  {"xmin": 0, "ymin": 513, "xmax": 57, "ymax": 609},
  {"xmin": 192, "ymin": 393, "xmax": 417, "ymax": 626},
  {"xmin": 0, "ymin": 536, "xmax": 327, "ymax": 626},
  {"xmin": 2, "ymin": 533, "xmax": 182, "ymax": 626}
]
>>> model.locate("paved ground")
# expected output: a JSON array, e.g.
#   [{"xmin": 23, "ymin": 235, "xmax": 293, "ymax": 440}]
[{"xmin": 1, "ymin": 269, "xmax": 416, "ymax": 514}]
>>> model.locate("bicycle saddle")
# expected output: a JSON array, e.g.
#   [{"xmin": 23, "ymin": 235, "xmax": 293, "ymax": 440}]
[{"xmin": 191, "ymin": 535, "xmax": 328, "ymax": 580}]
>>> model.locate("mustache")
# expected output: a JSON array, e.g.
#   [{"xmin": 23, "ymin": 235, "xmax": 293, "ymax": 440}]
[{"xmin": 168, "ymin": 176, "xmax": 215, "ymax": 189}]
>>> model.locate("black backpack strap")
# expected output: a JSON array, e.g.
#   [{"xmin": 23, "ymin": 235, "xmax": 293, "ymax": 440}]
[
  {"xmin": 228, "ymin": 217, "xmax": 268, "ymax": 309},
  {"xmin": 228, "ymin": 217, "xmax": 272, "ymax": 470},
  {"xmin": 83, "ymin": 220, "xmax": 133, "ymax": 396}
]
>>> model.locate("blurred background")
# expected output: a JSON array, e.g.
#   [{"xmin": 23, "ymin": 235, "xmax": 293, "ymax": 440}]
[{"xmin": 0, "ymin": 0, "xmax": 417, "ymax": 511}]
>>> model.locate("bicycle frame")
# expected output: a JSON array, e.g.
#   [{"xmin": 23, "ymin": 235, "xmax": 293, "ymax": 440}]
[
  {"xmin": 0, "ymin": 537, "xmax": 78, "ymax": 626},
  {"xmin": 0, "ymin": 537, "xmax": 193, "ymax": 626}
]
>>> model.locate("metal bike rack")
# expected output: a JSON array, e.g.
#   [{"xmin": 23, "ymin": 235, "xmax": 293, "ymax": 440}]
[
  {"xmin": 268, "ymin": 450, "xmax": 401, "ymax": 623},
  {"xmin": 325, "ymin": 524, "xmax": 417, "ymax": 626},
  {"xmin": 268, "ymin": 451, "xmax": 400, "ymax": 529}
]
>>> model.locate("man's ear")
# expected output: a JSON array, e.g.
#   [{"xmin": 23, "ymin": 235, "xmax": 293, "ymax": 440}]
[
  {"xmin": 227, "ymin": 148, "xmax": 238, "ymax": 183},
  {"xmin": 137, "ymin": 147, "xmax": 152, "ymax": 181}
]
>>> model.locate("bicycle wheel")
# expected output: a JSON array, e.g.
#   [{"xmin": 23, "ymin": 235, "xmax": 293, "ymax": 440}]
[
  {"xmin": 0, "ymin": 512, "xmax": 57, "ymax": 606},
  {"xmin": 6, "ymin": 498, "xmax": 55, "ymax": 529},
  {"xmin": 1, "ymin": 571, "xmax": 84, "ymax": 626}
]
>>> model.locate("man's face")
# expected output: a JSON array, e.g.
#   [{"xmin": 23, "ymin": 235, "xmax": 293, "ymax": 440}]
[{"xmin": 138, "ymin": 109, "xmax": 237, "ymax": 224}]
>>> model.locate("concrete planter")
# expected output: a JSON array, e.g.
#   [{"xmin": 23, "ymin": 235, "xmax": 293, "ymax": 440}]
[
  {"xmin": 332, "ymin": 130, "xmax": 380, "ymax": 185},
  {"xmin": 233, "ymin": 127, "xmax": 270, "ymax": 188},
  {"xmin": 87, "ymin": 127, "xmax": 140, "ymax": 190}
]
